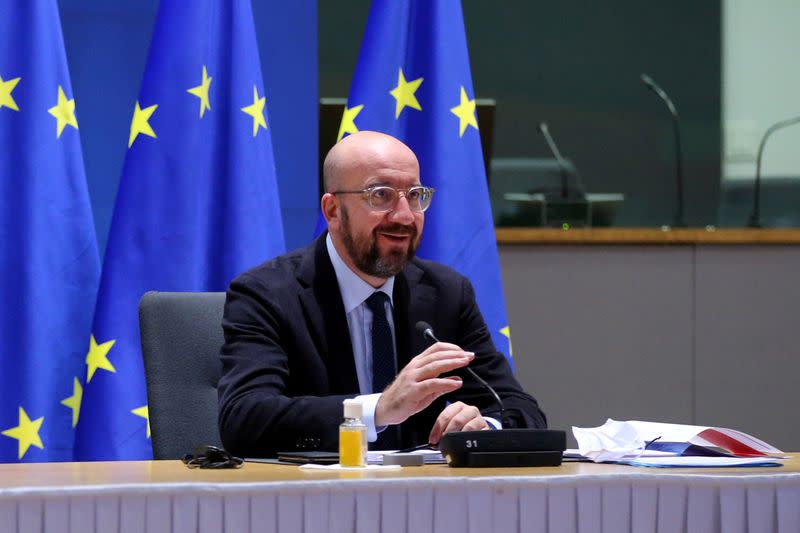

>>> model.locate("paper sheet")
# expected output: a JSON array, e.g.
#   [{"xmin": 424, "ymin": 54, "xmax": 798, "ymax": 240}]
[
  {"xmin": 299, "ymin": 463, "xmax": 402, "ymax": 471},
  {"xmin": 572, "ymin": 419, "xmax": 784, "ymax": 465},
  {"xmin": 614, "ymin": 456, "xmax": 785, "ymax": 468}
]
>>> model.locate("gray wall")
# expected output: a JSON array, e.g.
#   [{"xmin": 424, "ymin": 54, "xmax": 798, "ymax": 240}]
[
  {"xmin": 319, "ymin": 0, "xmax": 722, "ymax": 227},
  {"xmin": 501, "ymin": 244, "xmax": 800, "ymax": 450}
]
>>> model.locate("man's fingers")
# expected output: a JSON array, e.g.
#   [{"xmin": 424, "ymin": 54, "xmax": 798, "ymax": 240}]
[
  {"xmin": 428, "ymin": 402, "xmax": 477, "ymax": 444},
  {"xmin": 412, "ymin": 345, "xmax": 473, "ymax": 369},
  {"xmin": 415, "ymin": 376, "xmax": 463, "ymax": 399},
  {"xmin": 414, "ymin": 354, "xmax": 473, "ymax": 380},
  {"xmin": 429, "ymin": 403, "xmax": 485, "ymax": 444},
  {"xmin": 376, "ymin": 374, "xmax": 462, "ymax": 426},
  {"xmin": 441, "ymin": 405, "xmax": 480, "ymax": 435},
  {"xmin": 463, "ymin": 417, "xmax": 489, "ymax": 432},
  {"xmin": 429, "ymin": 402, "xmax": 468, "ymax": 444},
  {"xmin": 417, "ymin": 341, "xmax": 463, "ymax": 359},
  {"xmin": 375, "ymin": 342, "xmax": 476, "ymax": 428}
]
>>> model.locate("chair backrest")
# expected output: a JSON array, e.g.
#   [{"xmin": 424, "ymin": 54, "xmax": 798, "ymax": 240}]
[{"xmin": 139, "ymin": 291, "xmax": 226, "ymax": 459}]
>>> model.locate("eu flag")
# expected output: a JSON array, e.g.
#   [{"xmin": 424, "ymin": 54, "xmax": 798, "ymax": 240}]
[
  {"xmin": 340, "ymin": 0, "xmax": 514, "ymax": 363},
  {"xmin": 0, "ymin": 1, "xmax": 100, "ymax": 462},
  {"xmin": 74, "ymin": 0, "xmax": 286, "ymax": 460}
]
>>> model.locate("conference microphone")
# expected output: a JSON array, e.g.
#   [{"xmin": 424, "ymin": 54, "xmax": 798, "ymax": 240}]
[
  {"xmin": 415, "ymin": 321, "xmax": 504, "ymax": 423},
  {"xmin": 538, "ymin": 122, "xmax": 571, "ymax": 199},
  {"xmin": 641, "ymin": 73, "xmax": 686, "ymax": 228},
  {"xmin": 415, "ymin": 321, "xmax": 566, "ymax": 467},
  {"xmin": 747, "ymin": 115, "xmax": 800, "ymax": 228}
]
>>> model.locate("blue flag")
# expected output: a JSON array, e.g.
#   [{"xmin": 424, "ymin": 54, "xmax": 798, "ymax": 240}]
[
  {"xmin": 74, "ymin": 0, "xmax": 286, "ymax": 460},
  {"xmin": 0, "ymin": 1, "xmax": 100, "ymax": 462},
  {"xmin": 340, "ymin": 0, "xmax": 514, "ymax": 363}
]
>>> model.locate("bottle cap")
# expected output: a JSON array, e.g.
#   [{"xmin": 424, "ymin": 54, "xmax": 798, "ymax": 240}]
[{"xmin": 343, "ymin": 398, "xmax": 363, "ymax": 419}]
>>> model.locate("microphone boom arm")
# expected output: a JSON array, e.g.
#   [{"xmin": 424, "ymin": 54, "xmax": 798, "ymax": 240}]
[
  {"xmin": 416, "ymin": 322, "xmax": 505, "ymax": 425},
  {"xmin": 641, "ymin": 74, "xmax": 686, "ymax": 227},
  {"xmin": 748, "ymin": 115, "xmax": 800, "ymax": 228},
  {"xmin": 538, "ymin": 122, "xmax": 570, "ymax": 199}
]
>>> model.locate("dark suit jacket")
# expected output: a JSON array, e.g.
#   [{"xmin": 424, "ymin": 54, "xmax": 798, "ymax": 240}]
[{"xmin": 218, "ymin": 236, "xmax": 547, "ymax": 457}]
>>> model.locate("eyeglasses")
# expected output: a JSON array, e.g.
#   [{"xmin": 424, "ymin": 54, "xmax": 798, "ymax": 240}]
[{"xmin": 332, "ymin": 185, "xmax": 435, "ymax": 213}]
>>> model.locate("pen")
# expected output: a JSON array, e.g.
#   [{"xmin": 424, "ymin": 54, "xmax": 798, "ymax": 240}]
[{"xmin": 392, "ymin": 442, "xmax": 436, "ymax": 454}]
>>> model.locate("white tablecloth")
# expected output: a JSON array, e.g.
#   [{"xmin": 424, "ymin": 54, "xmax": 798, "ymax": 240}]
[{"xmin": 1, "ymin": 472, "xmax": 799, "ymax": 533}]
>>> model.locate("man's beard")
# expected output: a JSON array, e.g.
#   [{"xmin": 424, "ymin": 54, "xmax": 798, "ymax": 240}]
[{"xmin": 340, "ymin": 207, "xmax": 419, "ymax": 278}]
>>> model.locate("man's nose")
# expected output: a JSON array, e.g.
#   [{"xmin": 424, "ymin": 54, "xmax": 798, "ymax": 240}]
[{"xmin": 388, "ymin": 194, "xmax": 416, "ymax": 224}]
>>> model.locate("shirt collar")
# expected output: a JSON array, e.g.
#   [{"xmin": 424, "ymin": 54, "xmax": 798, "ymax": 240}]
[{"xmin": 326, "ymin": 233, "xmax": 394, "ymax": 313}]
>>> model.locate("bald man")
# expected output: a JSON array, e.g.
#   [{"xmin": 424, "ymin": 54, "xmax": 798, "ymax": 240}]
[{"xmin": 218, "ymin": 131, "xmax": 546, "ymax": 457}]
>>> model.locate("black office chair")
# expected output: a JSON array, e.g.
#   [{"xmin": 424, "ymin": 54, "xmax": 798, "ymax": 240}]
[{"xmin": 139, "ymin": 291, "xmax": 226, "ymax": 459}]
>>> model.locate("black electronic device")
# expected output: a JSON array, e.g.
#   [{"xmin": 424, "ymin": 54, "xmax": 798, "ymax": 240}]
[
  {"xmin": 416, "ymin": 321, "xmax": 567, "ymax": 467},
  {"xmin": 276, "ymin": 451, "xmax": 339, "ymax": 465},
  {"xmin": 439, "ymin": 429, "xmax": 566, "ymax": 468}
]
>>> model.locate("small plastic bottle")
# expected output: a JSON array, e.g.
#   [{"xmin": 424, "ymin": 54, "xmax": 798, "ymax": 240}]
[{"xmin": 339, "ymin": 399, "xmax": 368, "ymax": 467}]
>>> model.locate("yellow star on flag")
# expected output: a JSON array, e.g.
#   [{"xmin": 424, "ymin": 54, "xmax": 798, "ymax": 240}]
[
  {"xmin": 187, "ymin": 65, "xmax": 212, "ymax": 118},
  {"xmin": 450, "ymin": 86, "xmax": 479, "ymax": 137},
  {"xmin": 241, "ymin": 85, "xmax": 267, "ymax": 137},
  {"xmin": 48, "ymin": 85, "xmax": 79, "ymax": 138},
  {"xmin": 0, "ymin": 74, "xmax": 21, "ymax": 111},
  {"xmin": 389, "ymin": 68, "xmax": 423, "ymax": 119},
  {"xmin": 1, "ymin": 407, "xmax": 44, "ymax": 460},
  {"xmin": 131, "ymin": 406, "xmax": 151, "ymax": 438},
  {"xmin": 128, "ymin": 101, "xmax": 158, "ymax": 147},
  {"xmin": 86, "ymin": 334, "xmax": 116, "ymax": 383},
  {"xmin": 60, "ymin": 377, "xmax": 83, "ymax": 428},
  {"xmin": 500, "ymin": 326, "xmax": 513, "ymax": 357},
  {"xmin": 337, "ymin": 104, "xmax": 363, "ymax": 141}
]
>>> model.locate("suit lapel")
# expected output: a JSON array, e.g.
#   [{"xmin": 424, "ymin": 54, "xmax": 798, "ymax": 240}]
[
  {"xmin": 393, "ymin": 260, "xmax": 438, "ymax": 368},
  {"xmin": 298, "ymin": 236, "xmax": 359, "ymax": 393},
  {"xmin": 393, "ymin": 261, "xmax": 440, "ymax": 447},
  {"xmin": 297, "ymin": 238, "xmax": 438, "ymax": 392}
]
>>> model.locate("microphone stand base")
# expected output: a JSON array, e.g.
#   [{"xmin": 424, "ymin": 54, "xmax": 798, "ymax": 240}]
[{"xmin": 747, "ymin": 218, "xmax": 762, "ymax": 228}]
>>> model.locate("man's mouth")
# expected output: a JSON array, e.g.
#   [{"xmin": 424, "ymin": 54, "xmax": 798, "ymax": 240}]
[
  {"xmin": 376, "ymin": 225, "xmax": 415, "ymax": 242},
  {"xmin": 378, "ymin": 232, "xmax": 411, "ymax": 242}
]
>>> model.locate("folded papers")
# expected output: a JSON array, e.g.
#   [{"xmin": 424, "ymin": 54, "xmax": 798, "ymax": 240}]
[{"xmin": 572, "ymin": 419, "xmax": 784, "ymax": 466}]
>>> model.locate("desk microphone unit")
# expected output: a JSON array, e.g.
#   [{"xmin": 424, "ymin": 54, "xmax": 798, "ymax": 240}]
[
  {"xmin": 536, "ymin": 123, "xmax": 590, "ymax": 228},
  {"xmin": 416, "ymin": 321, "xmax": 567, "ymax": 467},
  {"xmin": 640, "ymin": 73, "xmax": 686, "ymax": 228},
  {"xmin": 439, "ymin": 429, "xmax": 566, "ymax": 468}
]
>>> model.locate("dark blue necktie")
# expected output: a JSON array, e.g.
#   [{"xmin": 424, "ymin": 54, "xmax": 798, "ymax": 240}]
[
  {"xmin": 365, "ymin": 291, "xmax": 396, "ymax": 394},
  {"xmin": 365, "ymin": 291, "xmax": 400, "ymax": 449}
]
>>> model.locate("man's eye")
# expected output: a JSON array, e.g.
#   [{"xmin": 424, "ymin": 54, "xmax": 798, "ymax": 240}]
[{"xmin": 407, "ymin": 189, "xmax": 421, "ymax": 200}]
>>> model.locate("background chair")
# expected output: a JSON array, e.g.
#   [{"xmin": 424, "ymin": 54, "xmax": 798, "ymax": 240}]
[{"xmin": 139, "ymin": 291, "xmax": 226, "ymax": 459}]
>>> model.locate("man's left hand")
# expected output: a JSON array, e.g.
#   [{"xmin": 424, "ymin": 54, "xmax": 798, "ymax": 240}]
[{"xmin": 428, "ymin": 401, "xmax": 489, "ymax": 445}]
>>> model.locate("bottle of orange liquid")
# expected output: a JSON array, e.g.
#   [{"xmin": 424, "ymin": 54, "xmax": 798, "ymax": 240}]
[{"xmin": 339, "ymin": 399, "xmax": 367, "ymax": 467}]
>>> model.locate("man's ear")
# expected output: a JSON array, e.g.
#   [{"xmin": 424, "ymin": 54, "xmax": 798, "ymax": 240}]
[{"xmin": 321, "ymin": 193, "xmax": 339, "ymax": 228}]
